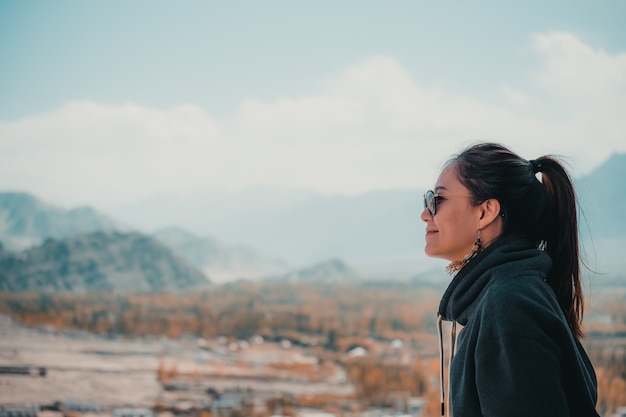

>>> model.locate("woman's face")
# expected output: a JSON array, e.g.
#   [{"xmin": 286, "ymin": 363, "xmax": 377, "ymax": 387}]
[{"xmin": 421, "ymin": 165, "xmax": 482, "ymax": 262}]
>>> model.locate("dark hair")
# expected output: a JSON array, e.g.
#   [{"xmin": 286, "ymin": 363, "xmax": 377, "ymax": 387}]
[{"xmin": 449, "ymin": 142, "xmax": 584, "ymax": 339}]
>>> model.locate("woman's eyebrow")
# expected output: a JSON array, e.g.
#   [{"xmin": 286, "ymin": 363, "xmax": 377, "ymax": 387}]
[{"xmin": 434, "ymin": 186, "xmax": 448, "ymax": 193}]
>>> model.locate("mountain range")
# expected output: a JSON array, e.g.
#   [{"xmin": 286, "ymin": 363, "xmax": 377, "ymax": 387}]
[
  {"xmin": 0, "ymin": 231, "xmax": 210, "ymax": 292},
  {"xmin": 152, "ymin": 227, "xmax": 289, "ymax": 283},
  {"xmin": 0, "ymin": 152, "xmax": 624, "ymax": 292},
  {"xmin": 264, "ymin": 258, "xmax": 360, "ymax": 284},
  {"xmin": 0, "ymin": 192, "xmax": 122, "ymax": 251},
  {"xmin": 109, "ymin": 152, "xmax": 626, "ymax": 274},
  {"xmin": 576, "ymin": 153, "xmax": 626, "ymax": 238},
  {"xmin": 111, "ymin": 187, "xmax": 430, "ymax": 274},
  {"xmin": 0, "ymin": 192, "xmax": 298, "ymax": 291}
]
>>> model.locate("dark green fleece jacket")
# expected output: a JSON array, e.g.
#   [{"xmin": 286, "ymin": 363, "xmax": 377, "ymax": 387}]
[{"xmin": 438, "ymin": 235, "xmax": 599, "ymax": 416}]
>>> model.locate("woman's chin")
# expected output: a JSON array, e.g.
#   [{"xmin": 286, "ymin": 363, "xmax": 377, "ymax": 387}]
[
  {"xmin": 424, "ymin": 245, "xmax": 439, "ymax": 258},
  {"xmin": 424, "ymin": 246, "xmax": 453, "ymax": 262}
]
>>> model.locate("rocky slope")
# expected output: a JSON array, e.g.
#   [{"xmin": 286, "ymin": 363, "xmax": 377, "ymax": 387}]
[{"xmin": 0, "ymin": 231, "xmax": 211, "ymax": 292}]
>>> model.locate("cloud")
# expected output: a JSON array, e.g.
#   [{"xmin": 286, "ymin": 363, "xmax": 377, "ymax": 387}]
[
  {"xmin": 500, "ymin": 85, "xmax": 531, "ymax": 107},
  {"xmin": 0, "ymin": 102, "xmax": 224, "ymax": 207},
  {"xmin": 531, "ymin": 32, "xmax": 626, "ymax": 100},
  {"xmin": 524, "ymin": 32, "xmax": 626, "ymax": 164},
  {"xmin": 0, "ymin": 32, "xmax": 624, "ymax": 209}
]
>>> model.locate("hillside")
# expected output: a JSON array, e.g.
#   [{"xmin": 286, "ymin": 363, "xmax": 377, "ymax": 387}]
[
  {"xmin": 264, "ymin": 258, "xmax": 361, "ymax": 283},
  {"xmin": 0, "ymin": 192, "xmax": 122, "ymax": 250},
  {"xmin": 576, "ymin": 152, "xmax": 626, "ymax": 238},
  {"xmin": 0, "ymin": 231, "xmax": 211, "ymax": 292},
  {"xmin": 152, "ymin": 227, "xmax": 289, "ymax": 283},
  {"xmin": 111, "ymin": 188, "xmax": 426, "ymax": 270}
]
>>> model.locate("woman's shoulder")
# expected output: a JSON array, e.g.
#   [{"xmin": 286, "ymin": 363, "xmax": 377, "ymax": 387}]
[{"xmin": 474, "ymin": 272, "xmax": 567, "ymax": 336}]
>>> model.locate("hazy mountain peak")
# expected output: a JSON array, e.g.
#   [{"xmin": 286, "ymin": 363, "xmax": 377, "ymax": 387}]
[
  {"xmin": 267, "ymin": 258, "xmax": 360, "ymax": 283},
  {"xmin": 587, "ymin": 152, "xmax": 626, "ymax": 179},
  {"xmin": 0, "ymin": 191, "xmax": 123, "ymax": 251},
  {"xmin": 151, "ymin": 226, "xmax": 289, "ymax": 284}
]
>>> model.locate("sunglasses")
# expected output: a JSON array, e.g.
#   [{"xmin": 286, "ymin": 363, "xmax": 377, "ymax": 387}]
[{"xmin": 423, "ymin": 190, "xmax": 473, "ymax": 216}]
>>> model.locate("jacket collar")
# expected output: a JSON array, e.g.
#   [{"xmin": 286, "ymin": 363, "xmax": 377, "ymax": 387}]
[{"xmin": 437, "ymin": 234, "xmax": 552, "ymax": 325}]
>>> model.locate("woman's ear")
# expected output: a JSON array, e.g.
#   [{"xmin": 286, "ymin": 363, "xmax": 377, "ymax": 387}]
[{"xmin": 478, "ymin": 198, "xmax": 501, "ymax": 229}]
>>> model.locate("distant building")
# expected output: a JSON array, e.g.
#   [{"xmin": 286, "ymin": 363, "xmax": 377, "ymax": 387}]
[
  {"xmin": 112, "ymin": 409, "xmax": 154, "ymax": 417},
  {"xmin": 211, "ymin": 397, "xmax": 244, "ymax": 416},
  {"xmin": 0, "ymin": 406, "xmax": 39, "ymax": 417},
  {"xmin": 347, "ymin": 346, "xmax": 367, "ymax": 357},
  {"xmin": 407, "ymin": 397, "xmax": 426, "ymax": 416},
  {"xmin": 208, "ymin": 389, "xmax": 251, "ymax": 416},
  {"xmin": 57, "ymin": 400, "xmax": 99, "ymax": 413}
]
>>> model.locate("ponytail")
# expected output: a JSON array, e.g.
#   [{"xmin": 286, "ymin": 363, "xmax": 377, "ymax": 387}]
[
  {"xmin": 533, "ymin": 157, "xmax": 584, "ymax": 339},
  {"xmin": 452, "ymin": 143, "xmax": 585, "ymax": 339}
]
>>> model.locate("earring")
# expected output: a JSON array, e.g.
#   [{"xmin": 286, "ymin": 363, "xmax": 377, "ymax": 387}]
[{"xmin": 446, "ymin": 230, "xmax": 482, "ymax": 275}]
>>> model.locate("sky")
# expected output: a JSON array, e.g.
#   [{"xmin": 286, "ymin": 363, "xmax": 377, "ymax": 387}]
[{"xmin": 1, "ymin": 0, "xmax": 625, "ymax": 211}]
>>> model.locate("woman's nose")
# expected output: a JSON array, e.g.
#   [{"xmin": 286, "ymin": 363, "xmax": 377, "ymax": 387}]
[{"xmin": 420, "ymin": 206, "xmax": 432, "ymax": 222}]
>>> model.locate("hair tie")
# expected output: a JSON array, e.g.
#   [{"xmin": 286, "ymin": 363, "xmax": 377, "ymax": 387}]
[{"xmin": 529, "ymin": 159, "xmax": 542, "ymax": 174}]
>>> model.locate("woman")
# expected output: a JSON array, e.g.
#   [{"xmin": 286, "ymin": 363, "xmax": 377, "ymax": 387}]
[{"xmin": 421, "ymin": 143, "xmax": 599, "ymax": 416}]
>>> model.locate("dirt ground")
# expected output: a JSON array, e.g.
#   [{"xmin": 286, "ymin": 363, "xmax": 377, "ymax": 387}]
[{"xmin": 0, "ymin": 314, "xmax": 353, "ymax": 410}]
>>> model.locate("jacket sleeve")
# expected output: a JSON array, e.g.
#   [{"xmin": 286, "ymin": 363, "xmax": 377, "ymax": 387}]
[{"xmin": 471, "ymin": 285, "xmax": 571, "ymax": 417}]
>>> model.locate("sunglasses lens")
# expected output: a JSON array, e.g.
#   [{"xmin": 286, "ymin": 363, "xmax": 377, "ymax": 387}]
[{"xmin": 424, "ymin": 190, "xmax": 436, "ymax": 215}]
